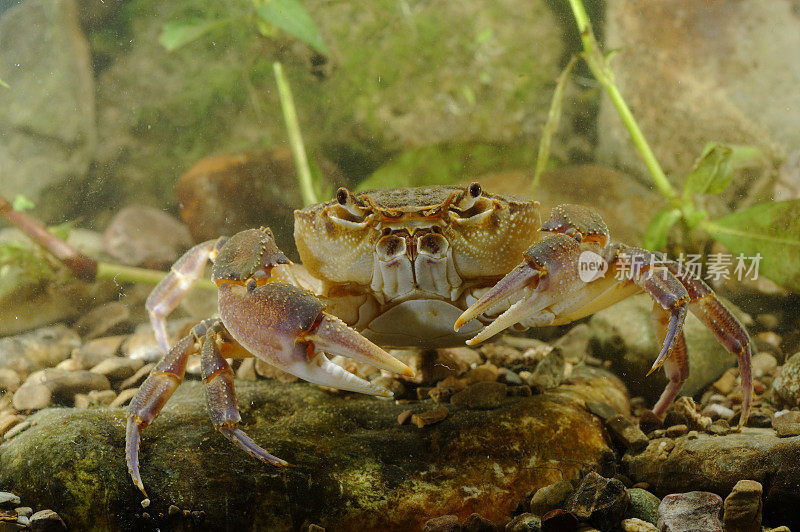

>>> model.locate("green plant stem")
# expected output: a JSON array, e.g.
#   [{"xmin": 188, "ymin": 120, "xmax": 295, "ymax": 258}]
[
  {"xmin": 567, "ymin": 0, "xmax": 677, "ymax": 202},
  {"xmin": 96, "ymin": 262, "xmax": 215, "ymax": 290},
  {"xmin": 273, "ymin": 61, "xmax": 317, "ymax": 206}
]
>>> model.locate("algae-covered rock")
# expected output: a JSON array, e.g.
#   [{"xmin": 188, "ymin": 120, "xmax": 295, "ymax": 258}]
[
  {"xmin": 90, "ymin": 0, "xmax": 568, "ymax": 214},
  {"xmin": 0, "ymin": 0, "xmax": 97, "ymax": 224},
  {"xmin": 0, "ymin": 367, "xmax": 626, "ymax": 530},
  {"xmin": 623, "ymin": 429, "xmax": 800, "ymax": 529}
]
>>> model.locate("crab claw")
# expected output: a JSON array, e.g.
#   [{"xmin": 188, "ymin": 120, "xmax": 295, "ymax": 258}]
[
  {"xmin": 456, "ymin": 233, "xmax": 582, "ymax": 345},
  {"xmin": 219, "ymin": 282, "xmax": 413, "ymax": 398},
  {"xmin": 305, "ymin": 313, "xmax": 415, "ymax": 379},
  {"xmin": 454, "ymin": 262, "xmax": 541, "ymax": 332}
]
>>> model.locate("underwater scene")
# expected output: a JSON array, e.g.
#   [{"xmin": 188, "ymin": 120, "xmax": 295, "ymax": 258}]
[{"xmin": 1, "ymin": 0, "xmax": 799, "ymax": 530}]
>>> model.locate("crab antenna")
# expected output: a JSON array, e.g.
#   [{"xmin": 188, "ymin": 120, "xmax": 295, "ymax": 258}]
[{"xmin": 336, "ymin": 187, "xmax": 368, "ymax": 217}]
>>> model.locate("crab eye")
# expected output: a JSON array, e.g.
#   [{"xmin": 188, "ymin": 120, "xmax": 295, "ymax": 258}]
[
  {"xmin": 468, "ymin": 182, "xmax": 482, "ymax": 198},
  {"xmin": 453, "ymin": 182, "xmax": 489, "ymax": 218},
  {"xmin": 336, "ymin": 187, "xmax": 350, "ymax": 206},
  {"xmin": 333, "ymin": 187, "xmax": 368, "ymax": 222}
]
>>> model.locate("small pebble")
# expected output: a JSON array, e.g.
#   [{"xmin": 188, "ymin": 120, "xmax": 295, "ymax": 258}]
[
  {"xmin": 0, "ymin": 413, "xmax": 24, "ymax": 437},
  {"xmin": 0, "ymin": 368, "xmax": 21, "ymax": 393},
  {"xmin": 141, "ymin": 498, "xmax": 151, "ymax": 508},
  {"xmin": 701, "ymin": 403, "xmax": 734, "ymax": 421},
  {"xmin": 647, "ymin": 429, "xmax": 666, "ymax": 440},
  {"xmin": 423, "ymin": 514, "xmax": 459, "ymax": 532},
  {"xmin": 712, "ymin": 370, "xmax": 737, "ymax": 395},
  {"xmin": 585, "ymin": 401, "xmax": 618, "ymax": 421},
  {"xmin": 397, "ymin": 409, "xmax": 413, "ymax": 425},
  {"xmin": 504, "ymin": 512, "xmax": 541, "ymax": 532},
  {"xmin": 450, "ymin": 382, "xmax": 507, "ymax": 409},
  {"xmin": 0, "ymin": 492, "xmax": 21, "ymax": 508},
  {"xmin": 73, "ymin": 301, "xmax": 132, "ymax": 340},
  {"xmin": 665, "ymin": 424, "xmax": 688, "ymax": 438},
  {"xmin": 464, "ymin": 364, "xmax": 499, "ymax": 384},
  {"xmin": 658, "ymin": 491, "xmax": 722, "ymax": 532},
  {"xmin": 71, "ymin": 335, "xmax": 126, "ymax": 369},
  {"xmin": 706, "ymin": 419, "xmax": 731, "ymax": 436},
  {"xmin": 687, "ymin": 430, "xmax": 699, "ymax": 440},
  {"xmin": 462, "ymin": 512, "xmax": 497, "ymax": 532},
  {"xmin": 752, "ymin": 352, "xmax": 778, "ymax": 378},
  {"xmin": 621, "ymin": 518, "xmax": 657, "ymax": 532},
  {"xmin": 429, "ymin": 376, "xmax": 466, "ymax": 403},
  {"xmin": 722, "ymin": 480, "xmax": 762, "ymax": 532},
  {"xmin": 772, "ymin": 410, "xmax": 800, "ymax": 437},
  {"xmin": 168, "ymin": 505, "xmax": 181, "ymax": 516},
  {"xmin": 411, "ymin": 407, "xmax": 449, "ymax": 428},
  {"xmin": 90, "ymin": 357, "xmax": 145, "ymax": 382},
  {"xmin": 3, "ymin": 421, "xmax": 31, "ymax": 440},
  {"xmin": 29, "ymin": 509, "xmax": 67, "ymax": 530},
  {"xmin": 15, "ymin": 506, "xmax": 33, "ymax": 517},
  {"xmin": 530, "ymin": 480, "xmax": 573, "ymax": 517},
  {"xmin": 12, "ymin": 383, "xmax": 52, "ymax": 410},
  {"xmin": 606, "ymin": 414, "xmax": 648, "ymax": 453},
  {"xmin": 17, "ymin": 514, "xmax": 31, "ymax": 527}
]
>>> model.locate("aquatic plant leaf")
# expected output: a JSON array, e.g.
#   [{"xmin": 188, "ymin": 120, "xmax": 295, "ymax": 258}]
[
  {"xmin": 0, "ymin": 77, "xmax": 8, "ymax": 89},
  {"xmin": 704, "ymin": 200, "xmax": 800, "ymax": 292},
  {"xmin": 11, "ymin": 195, "xmax": 34, "ymax": 212},
  {"xmin": 159, "ymin": 18, "xmax": 234, "ymax": 52},
  {"xmin": 642, "ymin": 208, "xmax": 681, "ymax": 250},
  {"xmin": 682, "ymin": 142, "xmax": 733, "ymax": 198},
  {"xmin": 531, "ymin": 54, "xmax": 578, "ymax": 195},
  {"xmin": 256, "ymin": 0, "xmax": 330, "ymax": 56}
]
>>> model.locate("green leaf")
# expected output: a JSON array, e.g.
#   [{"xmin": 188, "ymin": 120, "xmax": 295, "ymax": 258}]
[
  {"xmin": 0, "ymin": 77, "xmax": 8, "ymax": 89},
  {"xmin": 159, "ymin": 18, "xmax": 233, "ymax": 51},
  {"xmin": 531, "ymin": 54, "xmax": 579, "ymax": 195},
  {"xmin": 256, "ymin": 0, "xmax": 330, "ymax": 56},
  {"xmin": 11, "ymin": 194, "xmax": 35, "ymax": 212},
  {"xmin": 642, "ymin": 208, "xmax": 681, "ymax": 250},
  {"xmin": 682, "ymin": 142, "xmax": 734, "ymax": 198},
  {"xmin": 703, "ymin": 200, "xmax": 800, "ymax": 292}
]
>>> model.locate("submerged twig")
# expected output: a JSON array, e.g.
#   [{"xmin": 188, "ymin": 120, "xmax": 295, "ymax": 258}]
[
  {"xmin": 0, "ymin": 192, "xmax": 215, "ymax": 289},
  {"xmin": 0, "ymin": 194, "xmax": 97, "ymax": 281}
]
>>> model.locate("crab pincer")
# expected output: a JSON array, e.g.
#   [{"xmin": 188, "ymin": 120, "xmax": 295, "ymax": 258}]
[
  {"xmin": 219, "ymin": 281, "xmax": 414, "ymax": 395},
  {"xmin": 455, "ymin": 233, "xmax": 583, "ymax": 344}
]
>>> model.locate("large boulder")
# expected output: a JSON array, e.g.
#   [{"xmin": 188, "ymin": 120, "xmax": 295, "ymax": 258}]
[
  {"xmin": 0, "ymin": 0, "xmax": 96, "ymax": 223},
  {"xmin": 0, "ymin": 367, "xmax": 627, "ymax": 530},
  {"xmin": 596, "ymin": 0, "xmax": 799, "ymax": 200}
]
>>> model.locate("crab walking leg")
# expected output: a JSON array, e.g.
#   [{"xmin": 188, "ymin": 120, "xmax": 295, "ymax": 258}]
[
  {"xmin": 218, "ymin": 282, "xmax": 414, "ymax": 397},
  {"xmin": 200, "ymin": 325, "xmax": 289, "ymax": 467},
  {"xmin": 665, "ymin": 263, "xmax": 754, "ymax": 426},
  {"xmin": 126, "ymin": 319, "xmax": 217, "ymax": 497},
  {"xmin": 620, "ymin": 249, "xmax": 691, "ymax": 374},
  {"xmin": 146, "ymin": 239, "xmax": 226, "ymax": 353},
  {"xmin": 650, "ymin": 306, "xmax": 689, "ymax": 417}
]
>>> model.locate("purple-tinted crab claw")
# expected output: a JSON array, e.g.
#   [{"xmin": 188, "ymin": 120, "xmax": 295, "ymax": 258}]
[
  {"xmin": 127, "ymin": 228, "xmax": 414, "ymax": 497},
  {"xmin": 455, "ymin": 233, "xmax": 583, "ymax": 344}
]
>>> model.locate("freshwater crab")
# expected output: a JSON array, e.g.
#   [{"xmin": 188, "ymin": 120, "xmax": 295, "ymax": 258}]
[{"xmin": 126, "ymin": 183, "xmax": 753, "ymax": 496}]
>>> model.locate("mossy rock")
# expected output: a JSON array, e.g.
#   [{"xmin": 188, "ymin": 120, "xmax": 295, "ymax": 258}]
[{"xmin": 0, "ymin": 367, "xmax": 627, "ymax": 530}]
